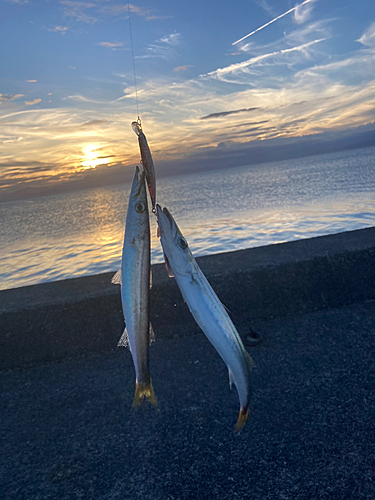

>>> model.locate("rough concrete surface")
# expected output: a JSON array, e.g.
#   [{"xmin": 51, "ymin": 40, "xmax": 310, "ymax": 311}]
[{"xmin": 1, "ymin": 301, "xmax": 375, "ymax": 500}]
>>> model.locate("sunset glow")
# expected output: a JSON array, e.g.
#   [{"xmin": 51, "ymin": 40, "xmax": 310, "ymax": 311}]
[
  {"xmin": 80, "ymin": 144, "xmax": 111, "ymax": 170},
  {"xmin": 1, "ymin": 0, "xmax": 374, "ymax": 201}
]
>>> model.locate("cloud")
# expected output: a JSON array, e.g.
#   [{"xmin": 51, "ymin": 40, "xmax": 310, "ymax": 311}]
[
  {"xmin": 95, "ymin": 3, "xmax": 171, "ymax": 21},
  {"xmin": 0, "ymin": 94, "xmax": 24, "ymax": 104},
  {"xmin": 357, "ymin": 22, "xmax": 375, "ymax": 48},
  {"xmin": 79, "ymin": 119, "xmax": 109, "ymax": 128},
  {"xmin": 137, "ymin": 33, "xmax": 181, "ymax": 60},
  {"xmin": 174, "ymin": 65, "xmax": 194, "ymax": 72},
  {"xmin": 201, "ymin": 108, "xmax": 259, "ymax": 120},
  {"xmin": 28, "ymin": 80, "xmax": 37, "ymax": 83},
  {"xmin": 160, "ymin": 33, "xmax": 180, "ymax": 45},
  {"xmin": 205, "ymin": 39, "xmax": 326, "ymax": 81},
  {"xmin": 294, "ymin": 0, "xmax": 317, "ymax": 23},
  {"xmin": 64, "ymin": 94, "xmax": 108, "ymax": 104},
  {"xmin": 255, "ymin": 0, "xmax": 275, "ymax": 16},
  {"xmin": 47, "ymin": 25, "xmax": 69, "ymax": 35},
  {"xmin": 61, "ymin": 1, "xmax": 98, "ymax": 24},
  {"xmin": 24, "ymin": 99, "xmax": 42, "ymax": 106},
  {"xmin": 238, "ymin": 18, "xmax": 331, "ymax": 54},
  {"xmin": 233, "ymin": 0, "xmax": 316, "ymax": 45},
  {"xmin": 97, "ymin": 41, "xmax": 125, "ymax": 48}
]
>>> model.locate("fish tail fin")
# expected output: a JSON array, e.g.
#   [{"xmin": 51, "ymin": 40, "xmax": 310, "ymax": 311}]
[
  {"xmin": 235, "ymin": 406, "xmax": 249, "ymax": 434},
  {"xmin": 132, "ymin": 380, "xmax": 157, "ymax": 408}
]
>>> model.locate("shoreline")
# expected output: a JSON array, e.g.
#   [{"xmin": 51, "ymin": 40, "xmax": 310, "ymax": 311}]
[{"xmin": 1, "ymin": 226, "xmax": 374, "ymax": 371}]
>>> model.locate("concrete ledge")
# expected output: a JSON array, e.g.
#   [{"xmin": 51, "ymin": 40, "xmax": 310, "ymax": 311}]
[{"xmin": 1, "ymin": 227, "xmax": 374, "ymax": 370}]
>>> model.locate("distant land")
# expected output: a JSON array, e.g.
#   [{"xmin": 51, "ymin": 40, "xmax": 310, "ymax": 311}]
[{"xmin": 1, "ymin": 122, "xmax": 374, "ymax": 203}]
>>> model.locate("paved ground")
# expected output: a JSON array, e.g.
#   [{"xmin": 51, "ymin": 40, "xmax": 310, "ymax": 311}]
[{"xmin": 1, "ymin": 301, "xmax": 375, "ymax": 500}]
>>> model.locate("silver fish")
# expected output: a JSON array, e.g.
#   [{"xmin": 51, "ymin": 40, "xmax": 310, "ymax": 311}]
[
  {"xmin": 112, "ymin": 167, "xmax": 157, "ymax": 407},
  {"xmin": 132, "ymin": 121, "xmax": 157, "ymax": 211},
  {"xmin": 156, "ymin": 204, "xmax": 253, "ymax": 432}
]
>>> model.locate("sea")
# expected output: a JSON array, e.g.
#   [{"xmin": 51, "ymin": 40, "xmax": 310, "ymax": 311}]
[{"xmin": 1, "ymin": 146, "xmax": 374, "ymax": 291}]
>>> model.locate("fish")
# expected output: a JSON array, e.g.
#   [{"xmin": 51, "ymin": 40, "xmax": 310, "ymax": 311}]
[
  {"xmin": 112, "ymin": 166, "xmax": 157, "ymax": 408},
  {"xmin": 156, "ymin": 204, "xmax": 253, "ymax": 433},
  {"xmin": 132, "ymin": 121, "xmax": 157, "ymax": 212}
]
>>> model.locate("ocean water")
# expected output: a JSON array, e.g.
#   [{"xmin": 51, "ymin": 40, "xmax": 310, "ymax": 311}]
[{"xmin": 1, "ymin": 146, "xmax": 374, "ymax": 291}]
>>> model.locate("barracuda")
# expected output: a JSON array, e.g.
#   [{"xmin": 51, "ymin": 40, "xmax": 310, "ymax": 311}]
[
  {"xmin": 132, "ymin": 121, "xmax": 157, "ymax": 211},
  {"xmin": 112, "ymin": 167, "xmax": 157, "ymax": 408},
  {"xmin": 156, "ymin": 204, "xmax": 253, "ymax": 433}
]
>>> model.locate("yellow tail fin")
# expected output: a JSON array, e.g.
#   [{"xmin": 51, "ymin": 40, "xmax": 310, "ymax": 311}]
[
  {"xmin": 235, "ymin": 406, "xmax": 249, "ymax": 434},
  {"xmin": 132, "ymin": 380, "xmax": 157, "ymax": 408}
]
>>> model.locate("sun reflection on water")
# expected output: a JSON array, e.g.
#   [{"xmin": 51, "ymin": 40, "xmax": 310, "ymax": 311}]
[{"xmin": 1, "ymin": 147, "xmax": 374, "ymax": 290}]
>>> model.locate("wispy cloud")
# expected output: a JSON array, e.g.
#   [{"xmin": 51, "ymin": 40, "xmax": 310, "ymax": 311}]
[
  {"xmin": 47, "ymin": 25, "xmax": 69, "ymax": 35},
  {"xmin": 97, "ymin": 41, "xmax": 125, "ymax": 49},
  {"xmin": 24, "ymin": 99, "xmax": 42, "ymax": 106},
  {"xmin": 233, "ymin": 0, "xmax": 317, "ymax": 45},
  {"xmin": 61, "ymin": 1, "xmax": 98, "ymax": 25},
  {"xmin": 100, "ymin": 3, "xmax": 171, "ymax": 21},
  {"xmin": 239, "ymin": 19, "xmax": 331, "ymax": 56},
  {"xmin": 64, "ymin": 94, "xmax": 109, "ymax": 104},
  {"xmin": 79, "ymin": 119, "xmax": 109, "ymax": 128},
  {"xmin": 0, "ymin": 94, "xmax": 24, "ymax": 104},
  {"xmin": 294, "ymin": 0, "xmax": 317, "ymax": 23},
  {"xmin": 136, "ymin": 33, "xmax": 181, "ymax": 60},
  {"xmin": 205, "ymin": 39, "xmax": 326, "ymax": 81},
  {"xmin": 357, "ymin": 22, "xmax": 375, "ymax": 47},
  {"xmin": 255, "ymin": 0, "xmax": 275, "ymax": 16},
  {"xmin": 2, "ymin": 1, "xmax": 374, "ymax": 200},
  {"xmin": 201, "ymin": 108, "xmax": 259, "ymax": 120},
  {"xmin": 60, "ymin": 1, "xmax": 171, "ymax": 24},
  {"xmin": 160, "ymin": 33, "xmax": 180, "ymax": 45},
  {"xmin": 174, "ymin": 65, "xmax": 194, "ymax": 72}
]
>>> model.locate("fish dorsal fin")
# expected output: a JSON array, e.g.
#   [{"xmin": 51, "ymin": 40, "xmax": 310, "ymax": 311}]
[
  {"xmin": 111, "ymin": 269, "xmax": 122, "ymax": 285},
  {"xmin": 245, "ymin": 350, "xmax": 255, "ymax": 369},
  {"xmin": 117, "ymin": 327, "xmax": 129, "ymax": 348},
  {"xmin": 228, "ymin": 368, "xmax": 234, "ymax": 390},
  {"xmin": 149, "ymin": 323, "xmax": 155, "ymax": 345},
  {"xmin": 163, "ymin": 252, "xmax": 174, "ymax": 278}
]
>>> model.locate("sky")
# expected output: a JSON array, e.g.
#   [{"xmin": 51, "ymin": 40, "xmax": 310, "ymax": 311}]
[{"xmin": 1, "ymin": 0, "xmax": 375, "ymax": 201}]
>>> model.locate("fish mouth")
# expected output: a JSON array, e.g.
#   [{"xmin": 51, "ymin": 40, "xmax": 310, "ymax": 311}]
[
  {"xmin": 156, "ymin": 204, "xmax": 173, "ymax": 230},
  {"xmin": 130, "ymin": 166, "xmax": 140, "ymax": 192},
  {"xmin": 162, "ymin": 207, "xmax": 174, "ymax": 229},
  {"xmin": 130, "ymin": 166, "xmax": 146, "ymax": 198}
]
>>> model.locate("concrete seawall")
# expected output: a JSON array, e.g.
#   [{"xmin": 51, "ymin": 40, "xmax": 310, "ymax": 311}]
[{"xmin": 1, "ymin": 227, "xmax": 374, "ymax": 371}]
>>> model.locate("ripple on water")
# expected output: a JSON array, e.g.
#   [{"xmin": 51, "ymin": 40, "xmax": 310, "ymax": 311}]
[{"xmin": 1, "ymin": 147, "xmax": 374, "ymax": 290}]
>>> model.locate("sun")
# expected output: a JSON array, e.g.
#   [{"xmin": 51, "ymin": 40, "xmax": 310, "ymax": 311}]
[{"xmin": 81, "ymin": 144, "xmax": 111, "ymax": 170}]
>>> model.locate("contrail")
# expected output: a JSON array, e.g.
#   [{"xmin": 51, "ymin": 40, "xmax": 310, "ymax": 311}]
[
  {"xmin": 233, "ymin": 0, "xmax": 315, "ymax": 45},
  {"xmin": 207, "ymin": 38, "xmax": 325, "ymax": 79}
]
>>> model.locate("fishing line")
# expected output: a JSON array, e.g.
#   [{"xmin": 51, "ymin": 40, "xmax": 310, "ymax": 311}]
[{"xmin": 127, "ymin": 2, "xmax": 141, "ymax": 125}]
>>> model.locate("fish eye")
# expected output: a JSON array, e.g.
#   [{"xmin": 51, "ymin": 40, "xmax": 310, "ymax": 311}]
[
  {"xmin": 178, "ymin": 237, "xmax": 188, "ymax": 249},
  {"xmin": 135, "ymin": 201, "xmax": 146, "ymax": 213}
]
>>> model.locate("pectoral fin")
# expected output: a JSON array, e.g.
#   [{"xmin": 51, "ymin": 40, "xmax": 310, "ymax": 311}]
[
  {"xmin": 117, "ymin": 327, "xmax": 129, "ymax": 347},
  {"xmin": 245, "ymin": 350, "xmax": 255, "ymax": 369},
  {"xmin": 111, "ymin": 269, "xmax": 122, "ymax": 285},
  {"xmin": 149, "ymin": 323, "xmax": 155, "ymax": 345},
  {"xmin": 163, "ymin": 252, "xmax": 174, "ymax": 278}
]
